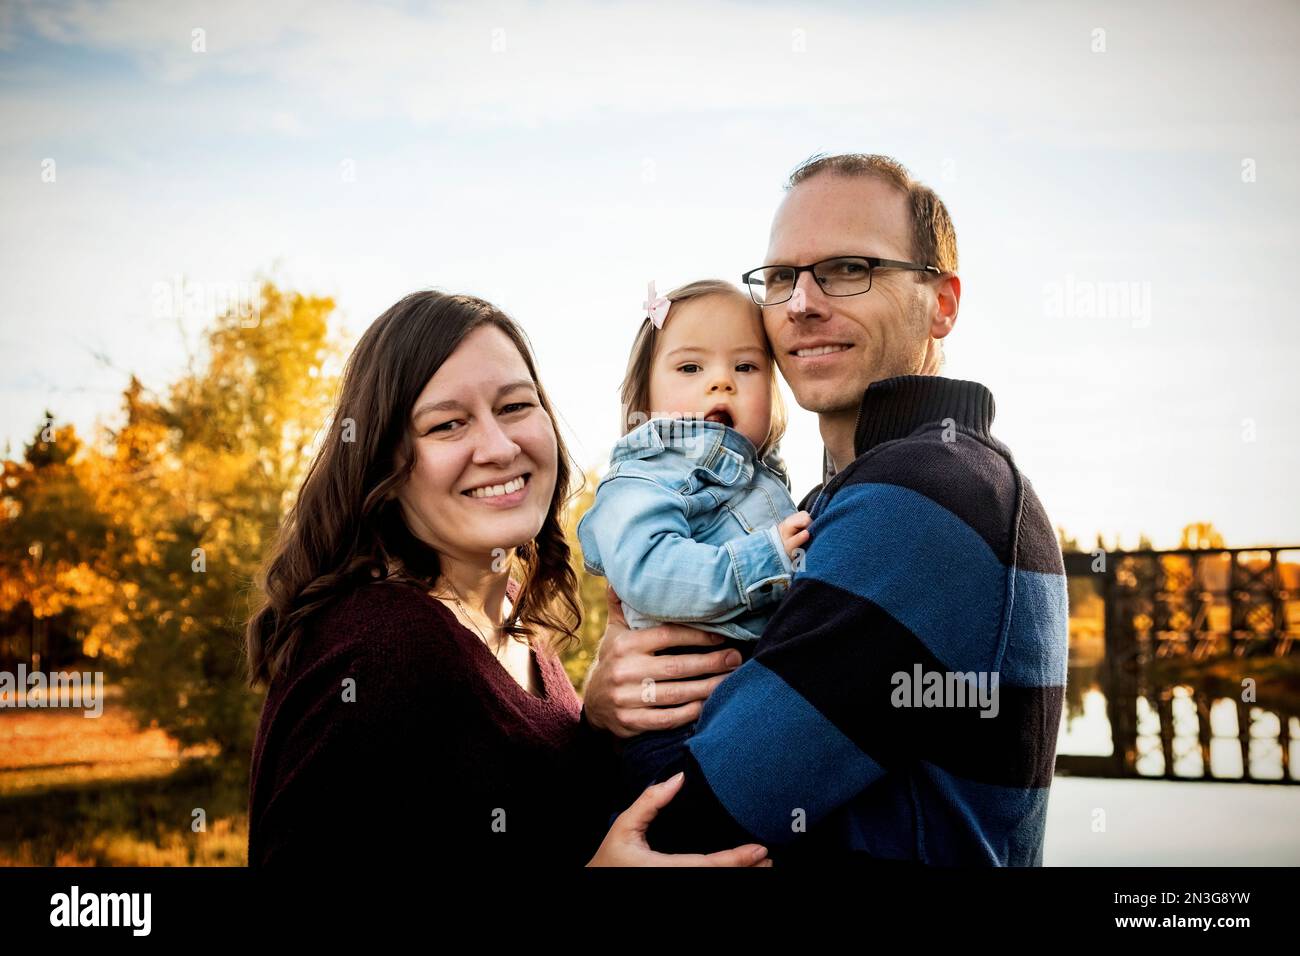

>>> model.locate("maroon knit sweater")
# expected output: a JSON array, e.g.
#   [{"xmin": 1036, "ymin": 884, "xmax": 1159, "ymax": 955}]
[{"xmin": 247, "ymin": 579, "xmax": 619, "ymax": 867}]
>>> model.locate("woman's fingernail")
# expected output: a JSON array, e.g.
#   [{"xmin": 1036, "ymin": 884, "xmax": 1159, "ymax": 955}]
[
  {"xmin": 751, "ymin": 846, "xmax": 768, "ymax": 860},
  {"xmin": 726, "ymin": 652, "xmax": 742, "ymax": 667}
]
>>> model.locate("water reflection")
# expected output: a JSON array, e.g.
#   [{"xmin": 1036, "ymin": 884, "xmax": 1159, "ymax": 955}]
[
  {"xmin": 1060, "ymin": 548, "xmax": 1300, "ymax": 782},
  {"xmin": 1058, "ymin": 677, "xmax": 1300, "ymax": 780}
]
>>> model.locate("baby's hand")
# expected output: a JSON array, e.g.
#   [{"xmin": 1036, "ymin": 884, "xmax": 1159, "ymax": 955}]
[{"xmin": 777, "ymin": 510, "xmax": 812, "ymax": 559}]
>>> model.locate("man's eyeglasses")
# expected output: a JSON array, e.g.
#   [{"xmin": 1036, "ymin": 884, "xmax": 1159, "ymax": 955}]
[{"xmin": 741, "ymin": 256, "xmax": 940, "ymax": 306}]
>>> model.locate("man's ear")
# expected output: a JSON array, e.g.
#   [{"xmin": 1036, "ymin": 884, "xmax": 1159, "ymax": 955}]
[{"xmin": 930, "ymin": 273, "xmax": 960, "ymax": 340}]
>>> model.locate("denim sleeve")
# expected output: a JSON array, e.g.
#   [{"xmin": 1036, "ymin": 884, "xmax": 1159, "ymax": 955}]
[{"xmin": 576, "ymin": 474, "xmax": 793, "ymax": 623}]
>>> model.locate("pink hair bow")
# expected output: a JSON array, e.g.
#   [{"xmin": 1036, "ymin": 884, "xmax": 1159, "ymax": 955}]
[{"xmin": 643, "ymin": 281, "xmax": 672, "ymax": 329}]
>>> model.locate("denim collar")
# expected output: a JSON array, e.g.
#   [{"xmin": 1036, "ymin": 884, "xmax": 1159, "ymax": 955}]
[{"xmin": 611, "ymin": 417, "xmax": 760, "ymax": 487}]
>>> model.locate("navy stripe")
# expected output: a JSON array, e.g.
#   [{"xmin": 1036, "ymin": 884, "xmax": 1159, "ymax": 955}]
[
  {"xmin": 642, "ymin": 750, "xmax": 758, "ymax": 855},
  {"xmin": 1016, "ymin": 478, "xmax": 1067, "ymax": 576},
  {"xmin": 685, "ymin": 660, "xmax": 886, "ymax": 844},
  {"xmin": 802, "ymin": 481, "xmax": 1008, "ymax": 673},
  {"xmin": 802, "ymin": 480, "xmax": 1068, "ymax": 684},
  {"xmin": 755, "ymin": 578, "xmax": 1062, "ymax": 789},
  {"xmin": 825, "ymin": 427, "xmax": 1063, "ymax": 574}
]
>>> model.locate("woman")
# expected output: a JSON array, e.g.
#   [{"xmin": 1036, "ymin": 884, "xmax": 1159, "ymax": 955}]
[{"xmin": 245, "ymin": 290, "xmax": 770, "ymax": 867}]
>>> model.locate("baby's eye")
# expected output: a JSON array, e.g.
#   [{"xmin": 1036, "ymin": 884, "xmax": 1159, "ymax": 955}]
[
  {"xmin": 677, "ymin": 363, "xmax": 702, "ymax": 374},
  {"xmin": 736, "ymin": 362, "xmax": 760, "ymax": 372}
]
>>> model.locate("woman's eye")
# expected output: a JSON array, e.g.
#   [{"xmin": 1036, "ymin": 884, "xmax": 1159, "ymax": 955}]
[
  {"xmin": 423, "ymin": 403, "xmax": 530, "ymax": 434},
  {"xmin": 678, "ymin": 364, "xmax": 701, "ymax": 374}
]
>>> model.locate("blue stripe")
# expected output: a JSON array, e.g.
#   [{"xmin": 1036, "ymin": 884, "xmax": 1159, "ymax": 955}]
[
  {"xmin": 1004, "ymin": 569, "xmax": 1069, "ymax": 686},
  {"xmin": 913, "ymin": 761, "xmax": 1052, "ymax": 865},
  {"xmin": 804, "ymin": 483, "xmax": 1066, "ymax": 686},
  {"xmin": 688, "ymin": 660, "xmax": 884, "ymax": 845},
  {"xmin": 803, "ymin": 482, "xmax": 1006, "ymax": 675}
]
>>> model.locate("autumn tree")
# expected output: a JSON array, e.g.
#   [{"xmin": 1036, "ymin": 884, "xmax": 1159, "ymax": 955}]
[
  {"xmin": 560, "ymin": 467, "xmax": 606, "ymax": 691},
  {"xmin": 0, "ymin": 417, "xmax": 111, "ymax": 671},
  {"xmin": 1180, "ymin": 522, "xmax": 1225, "ymax": 550},
  {"xmin": 82, "ymin": 282, "xmax": 341, "ymax": 759}
]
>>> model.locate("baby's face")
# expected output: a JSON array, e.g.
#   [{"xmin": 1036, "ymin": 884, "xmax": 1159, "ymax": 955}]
[{"xmin": 647, "ymin": 293, "xmax": 773, "ymax": 453}]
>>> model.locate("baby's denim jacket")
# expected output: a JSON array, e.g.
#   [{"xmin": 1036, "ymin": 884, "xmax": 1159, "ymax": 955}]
[{"xmin": 576, "ymin": 416, "xmax": 799, "ymax": 642}]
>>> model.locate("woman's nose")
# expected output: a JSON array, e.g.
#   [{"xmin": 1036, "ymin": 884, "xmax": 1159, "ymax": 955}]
[{"xmin": 472, "ymin": 416, "xmax": 521, "ymax": 464}]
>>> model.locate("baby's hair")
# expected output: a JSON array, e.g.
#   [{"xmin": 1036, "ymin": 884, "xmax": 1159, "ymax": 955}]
[{"xmin": 618, "ymin": 278, "xmax": 788, "ymax": 459}]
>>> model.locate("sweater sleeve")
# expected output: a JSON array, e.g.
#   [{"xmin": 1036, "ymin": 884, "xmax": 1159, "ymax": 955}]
[
  {"xmin": 644, "ymin": 451, "xmax": 1023, "ymax": 855},
  {"xmin": 252, "ymin": 591, "xmax": 467, "ymax": 868},
  {"xmin": 576, "ymin": 470, "xmax": 793, "ymax": 623},
  {"xmin": 253, "ymin": 643, "xmax": 408, "ymax": 867}
]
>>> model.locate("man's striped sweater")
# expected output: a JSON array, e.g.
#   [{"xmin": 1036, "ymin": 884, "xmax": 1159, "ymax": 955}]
[{"xmin": 644, "ymin": 375, "xmax": 1069, "ymax": 865}]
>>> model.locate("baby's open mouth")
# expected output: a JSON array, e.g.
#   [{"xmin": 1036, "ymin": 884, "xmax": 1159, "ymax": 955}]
[{"xmin": 703, "ymin": 408, "xmax": 733, "ymax": 427}]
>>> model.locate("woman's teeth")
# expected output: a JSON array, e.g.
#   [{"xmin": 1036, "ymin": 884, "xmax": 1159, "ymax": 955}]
[
  {"xmin": 465, "ymin": 474, "xmax": 528, "ymax": 498},
  {"xmin": 795, "ymin": 344, "xmax": 851, "ymax": 357}
]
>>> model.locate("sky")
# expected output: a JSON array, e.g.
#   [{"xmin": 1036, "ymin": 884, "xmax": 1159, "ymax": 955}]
[{"xmin": 1, "ymin": 0, "xmax": 1297, "ymax": 548}]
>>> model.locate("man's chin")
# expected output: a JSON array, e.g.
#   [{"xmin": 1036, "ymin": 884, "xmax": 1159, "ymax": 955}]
[{"xmin": 785, "ymin": 379, "xmax": 870, "ymax": 416}]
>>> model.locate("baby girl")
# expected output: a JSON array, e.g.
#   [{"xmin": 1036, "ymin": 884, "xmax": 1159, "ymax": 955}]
[{"xmin": 577, "ymin": 278, "xmax": 811, "ymax": 797}]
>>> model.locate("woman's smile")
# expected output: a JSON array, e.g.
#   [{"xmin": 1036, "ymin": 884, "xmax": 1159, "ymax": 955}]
[{"xmin": 461, "ymin": 471, "xmax": 532, "ymax": 506}]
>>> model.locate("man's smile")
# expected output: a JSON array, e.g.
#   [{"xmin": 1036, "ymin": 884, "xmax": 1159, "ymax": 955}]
[{"xmin": 788, "ymin": 341, "xmax": 854, "ymax": 365}]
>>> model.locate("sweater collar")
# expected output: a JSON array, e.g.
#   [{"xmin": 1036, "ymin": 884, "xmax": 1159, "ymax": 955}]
[{"xmin": 822, "ymin": 375, "xmax": 996, "ymax": 483}]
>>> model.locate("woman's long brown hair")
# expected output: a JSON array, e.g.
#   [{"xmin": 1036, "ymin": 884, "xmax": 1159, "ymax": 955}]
[{"xmin": 245, "ymin": 291, "xmax": 582, "ymax": 688}]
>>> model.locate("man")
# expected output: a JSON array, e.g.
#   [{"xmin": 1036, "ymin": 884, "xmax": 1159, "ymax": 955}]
[{"xmin": 583, "ymin": 153, "xmax": 1068, "ymax": 865}]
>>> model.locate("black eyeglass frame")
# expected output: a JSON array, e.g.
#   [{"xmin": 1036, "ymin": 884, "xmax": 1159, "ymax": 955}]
[{"xmin": 741, "ymin": 255, "xmax": 942, "ymax": 306}]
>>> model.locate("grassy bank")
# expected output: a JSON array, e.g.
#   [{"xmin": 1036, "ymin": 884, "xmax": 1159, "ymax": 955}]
[{"xmin": 0, "ymin": 690, "xmax": 247, "ymax": 866}]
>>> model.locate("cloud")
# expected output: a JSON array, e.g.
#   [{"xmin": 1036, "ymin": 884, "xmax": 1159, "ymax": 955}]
[
  {"xmin": 5, "ymin": 0, "xmax": 1297, "ymax": 149},
  {"xmin": 2, "ymin": 0, "xmax": 1299, "ymax": 543}
]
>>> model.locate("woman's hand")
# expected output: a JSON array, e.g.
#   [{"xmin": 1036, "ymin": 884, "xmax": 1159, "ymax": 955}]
[
  {"xmin": 586, "ymin": 772, "xmax": 772, "ymax": 867},
  {"xmin": 583, "ymin": 586, "xmax": 743, "ymax": 739}
]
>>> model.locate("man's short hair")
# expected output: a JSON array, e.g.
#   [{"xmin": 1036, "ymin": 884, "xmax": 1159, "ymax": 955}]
[{"xmin": 786, "ymin": 153, "xmax": 958, "ymax": 276}]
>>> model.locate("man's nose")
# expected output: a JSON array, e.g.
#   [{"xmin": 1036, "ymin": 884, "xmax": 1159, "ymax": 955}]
[{"xmin": 787, "ymin": 272, "xmax": 826, "ymax": 320}]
